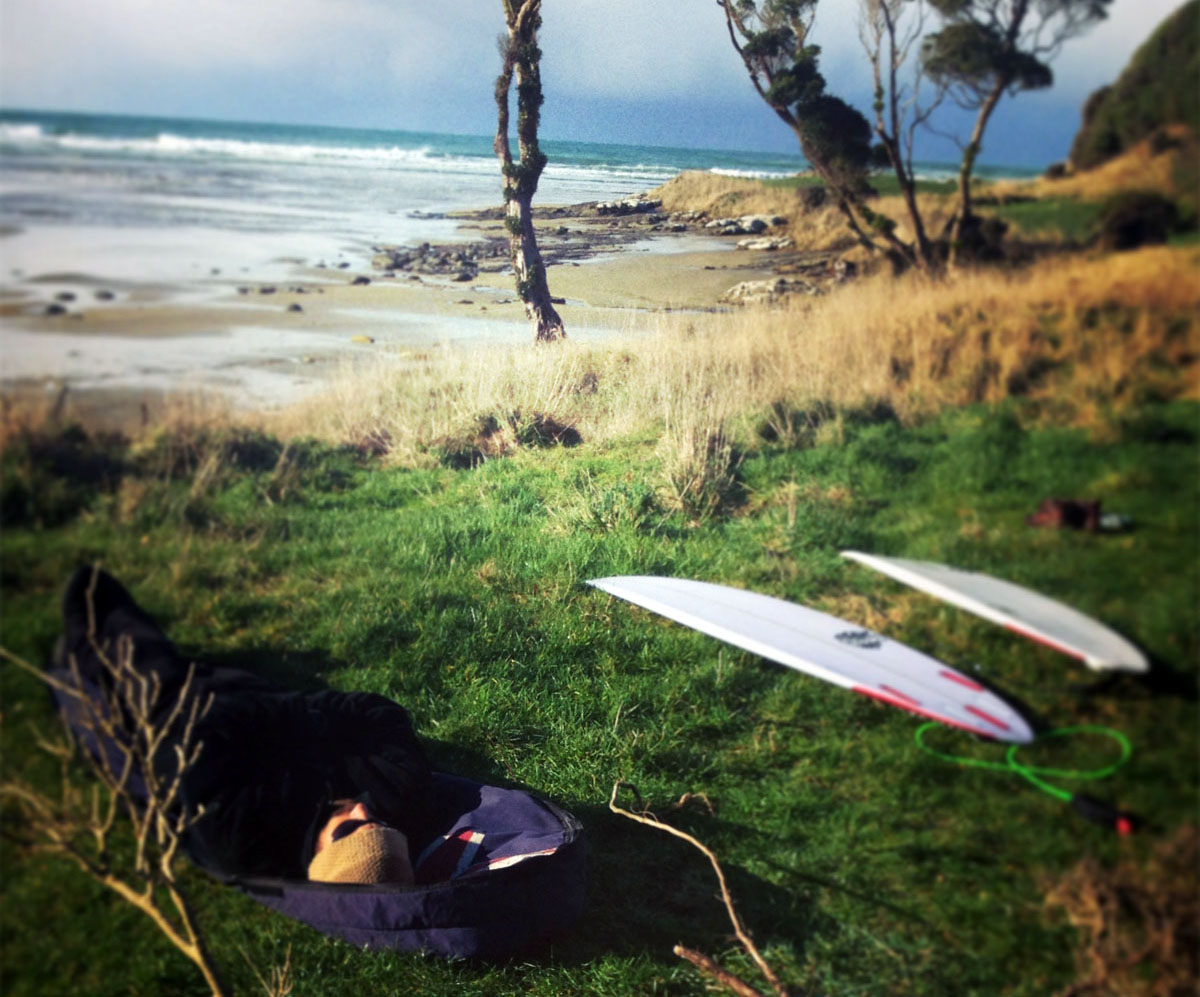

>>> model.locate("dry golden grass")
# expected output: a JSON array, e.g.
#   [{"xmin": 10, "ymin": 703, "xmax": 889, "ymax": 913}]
[
  {"xmin": 650, "ymin": 170, "xmax": 852, "ymax": 249},
  {"xmin": 261, "ymin": 245, "xmax": 1199, "ymax": 465},
  {"xmin": 993, "ymin": 126, "xmax": 1198, "ymax": 203},
  {"xmin": 657, "ymin": 130, "xmax": 1198, "ymax": 257},
  {"xmin": 0, "ymin": 385, "xmax": 243, "ymax": 451},
  {"xmin": 652, "ymin": 170, "xmax": 800, "ymax": 218},
  {"xmin": 1044, "ymin": 823, "xmax": 1198, "ymax": 997}
]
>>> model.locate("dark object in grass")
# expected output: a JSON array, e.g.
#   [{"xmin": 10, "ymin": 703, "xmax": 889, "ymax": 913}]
[
  {"xmin": 238, "ymin": 773, "xmax": 586, "ymax": 959},
  {"xmin": 1027, "ymin": 497, "xmax": 1102, "ymax": 531},
  {"xmin": 1026, "ymin": 498, "xmax": 1136, "ymax": 534}
]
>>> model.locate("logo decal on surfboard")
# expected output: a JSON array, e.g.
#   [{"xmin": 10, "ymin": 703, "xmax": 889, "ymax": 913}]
[{"xmin": 835, "ymin": 630, "xmax": 883, "ymax": 650}]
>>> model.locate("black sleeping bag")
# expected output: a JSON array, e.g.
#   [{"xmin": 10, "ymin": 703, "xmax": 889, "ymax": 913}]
[{"xmin": 48, "ymin": 568, "xmax": 586, "ymax": 958}]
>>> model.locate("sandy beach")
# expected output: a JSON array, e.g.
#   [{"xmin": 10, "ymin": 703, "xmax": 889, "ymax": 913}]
[{"xmin": 0, "ymin": 199, "xmax": 815, "ymax": 430}]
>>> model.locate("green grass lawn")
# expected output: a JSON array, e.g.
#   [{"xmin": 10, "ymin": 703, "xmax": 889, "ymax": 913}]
[
  {"xmin": 2, "ymin": 401, "xmax": 1197, "ymax": 995},
  {"xmin": 983, "ymin": 198, "xmax": 1105, "ymax": 242}
]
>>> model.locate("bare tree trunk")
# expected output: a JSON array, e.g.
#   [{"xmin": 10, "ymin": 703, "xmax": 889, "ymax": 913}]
[
  {"xmin": 504, "ymin": 189, "xmax": 563, "ymax": 342},
  {"xmin": 494, "ymin": 0, "xmax": 564, "ymax": 342},
  {"xmin": 949, "ymin": 0, "xmax": 1027, "ymax": 265},
  {"xmin": 867, "ymin": 0, "xmax": 938, "ymax": 268},
  {"xmin": 950, "ymin": 80, "xmax": 1005, "ymax": 265}
]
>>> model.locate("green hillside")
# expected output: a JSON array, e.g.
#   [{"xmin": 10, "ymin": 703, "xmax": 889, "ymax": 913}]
[{"xmin": 1070, "ymin": 0, "xmax": 1200, "ymax": 170}]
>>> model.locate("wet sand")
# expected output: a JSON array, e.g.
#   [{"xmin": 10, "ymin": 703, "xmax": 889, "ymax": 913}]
[{"xmin": 0, "ymin": 203, "xmax": 805, "ymax": 430}]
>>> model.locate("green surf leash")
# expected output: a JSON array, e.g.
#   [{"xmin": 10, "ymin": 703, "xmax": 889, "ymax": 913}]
[{"xmin": 914, "ymin": 723, "xmax": 1137, "ymax": 834}]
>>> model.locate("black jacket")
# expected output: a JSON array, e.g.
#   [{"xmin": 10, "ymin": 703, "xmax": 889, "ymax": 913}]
[{"xmin": 59, "ymin": 567, "xmax": 431, "ymax": 881}]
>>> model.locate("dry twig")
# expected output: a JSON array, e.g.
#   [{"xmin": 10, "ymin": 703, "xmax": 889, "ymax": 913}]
[
  {"xmin": 608, "ymin": 780, "xmax": 790, "ymax": 997},
  {"xmin": 0, "ymin": 575, "xmax": 227, "ymax": 996}
]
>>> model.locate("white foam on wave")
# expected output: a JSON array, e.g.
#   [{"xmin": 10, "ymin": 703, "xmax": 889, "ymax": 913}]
[
  {"xmin": 1, "ymin": 121, "xmax": 678, "ymax": 190},
  {"xmin": 710, "ymin": 166, "xmax": 801, "ymax": 180},
  {"xmin": 0, "ymin": 122, "xmax": 47, "ymax": 144},
  {"xmin": 0, "ymin": 122, "xmax": 491, "ymax": 176},
  {"xmin": 60, "ymin": 131, "xmax": 444, "ymax": 168}
]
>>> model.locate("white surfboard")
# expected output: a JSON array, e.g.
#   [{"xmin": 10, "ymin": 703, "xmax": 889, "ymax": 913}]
[
  {"xmin": 842, "ymin": 551, "xmax": 1148, "ymax": 673},
  {"xmin": 588, "ymin": 575, "xmax": 1033, "ymax": 743}
]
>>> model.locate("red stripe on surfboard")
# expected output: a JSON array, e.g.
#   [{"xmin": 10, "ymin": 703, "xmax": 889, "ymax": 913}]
[
  {"xmin": 939, "ymin": 669, "xmax": 984, "ymax": 691},
  {"xmin": 965, "ymin": 704, "xmax": 1011, "ymax": 732},
  {"xmin": 879, "ymin": 684, "xmax": 921, "ymax": 706},
  {"xmin": 852, "ymin": 685, "xmax": 992, "ymax": 739},
  {"xmin": 1002, "ymin": 622, "xmax": 1086, "ymax": 661}
]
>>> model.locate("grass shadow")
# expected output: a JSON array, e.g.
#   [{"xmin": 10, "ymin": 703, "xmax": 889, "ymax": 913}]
[{"xmin": 542, "ymin": 800, "xmax": 819, "ymax": 971}]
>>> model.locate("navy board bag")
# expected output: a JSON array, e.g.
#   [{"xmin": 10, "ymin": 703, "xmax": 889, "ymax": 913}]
[
  {"xmin": 47, "ymin": 663, "xmax": 587, "ymax": 960},
  {"xmin": 228, "ymin": 772, "xmax": 586, "ymax": 958}
]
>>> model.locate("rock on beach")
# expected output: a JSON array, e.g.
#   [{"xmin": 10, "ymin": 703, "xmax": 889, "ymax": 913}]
[
  {"xmin": 720, "ymin": 276, "xmax": 823, "ymax": 305},
  {"xmin": 737, "ymin": 236, "xmax": 795, "ymax": 251},
  {"xmin": 705, "ymin": 214, "xmax": 787, "ymax": 236}
]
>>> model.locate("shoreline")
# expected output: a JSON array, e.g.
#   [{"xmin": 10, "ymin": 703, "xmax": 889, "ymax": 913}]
[{"xmin": 0, "ymin": 193, "xmax": 831, "ymax": 431}]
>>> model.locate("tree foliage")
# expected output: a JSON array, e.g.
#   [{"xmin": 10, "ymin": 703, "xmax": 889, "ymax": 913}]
[
  {"xmin": 923, "ymin": 20, "xmax": 1052, "ymax": 100},
  {"xmin": 1069, "ymin": 0, "xmax": 1200, "ymax": 170},
  {"xmin": 919, "ymin": 0, "xmax": 1111, "ymax": 261},
  {"xmin": 720, "ymin": 0, "xmax": 933, "ymax": 270},
  {"xmin": 721, "ymin": 0, "xmax": 1114, "ymax": 269}
]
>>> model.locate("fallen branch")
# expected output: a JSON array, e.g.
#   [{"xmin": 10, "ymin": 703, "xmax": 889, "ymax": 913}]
[
  {"xmin": 608, "ymin": 780, "xmax": 789, "ymax": 997},
  {"xmin": 675, "ymin": 944, "xmax": 772, "ymax": 997},
  {"xmin": 1, "ymin": 571, "xmax": 227, "ymax": 996}
]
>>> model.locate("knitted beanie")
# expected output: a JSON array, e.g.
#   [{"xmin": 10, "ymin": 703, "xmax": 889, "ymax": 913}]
[{"xmin": 307, "ymin": 824, "xmax": 413, "ymax": 885}]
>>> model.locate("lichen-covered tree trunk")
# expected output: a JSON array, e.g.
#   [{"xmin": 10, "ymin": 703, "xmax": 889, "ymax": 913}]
[
  {"xmin": 949, "ymin": 80, "xmax": 1006, "ymax": 265},
  {"xmin": 494, "ymin": 0, "xmax": 564, "ymax": 342}
]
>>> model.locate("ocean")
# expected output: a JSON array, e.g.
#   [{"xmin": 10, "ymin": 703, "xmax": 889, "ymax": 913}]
[
  {"xmin": 0, "ymin": 108, "xmax": 1037, "ymax": 267},
  {"xmin": 0, "ymin": 108, "xmax": 813, "ymax": 273},
  {"xmin": 0, "ymin": 108, "xmax": 1035, "ymax": 405}
]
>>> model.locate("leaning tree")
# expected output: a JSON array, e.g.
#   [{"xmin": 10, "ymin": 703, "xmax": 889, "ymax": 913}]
[
  {"xmin": 922, "ymin": 0, "xmax": 1112, "ymax": 259},
  {"xmin": 719, "ymin": 0, "xmax": 942, "ymax": 272},
  {"xmin": 495, "ymin": 0, "xmax": 564, "ymax": 342}
]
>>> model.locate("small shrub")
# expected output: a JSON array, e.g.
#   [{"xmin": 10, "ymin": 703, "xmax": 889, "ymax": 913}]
[
  {"xmin": 1045, "ymin": 823, "xmax": 1199, "ymax": 997},
  {"xmin": 514, "ymin": 413, "xmax": 582, "ymax": 449},
  {"xmin": 756, "ymin": 400, "xmax": 833, "ymax": 449},
  {"xmin": 797, "ymin": 185, "xmax": 828, "ymax": 210},
  {"xmin": 659, "ymin": 427, "xmax": 742, "ymax": 522},
  {"xmin": 1096, "ymin": 190, "xmax": 1180, "ymax": 251},
  {"xmin": 429, "ymin": 410, "xmax": 580, "ymax": 469},
  {"xmin": 555, "ymin": 473, "xmax": 662, "ymax": 534},
  {"xmin": 0, "ymin": 425, "xmax": 128, "ymax": 527}
]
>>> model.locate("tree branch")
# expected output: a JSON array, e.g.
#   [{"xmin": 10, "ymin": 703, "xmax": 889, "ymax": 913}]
[
  {"xmin": 1, "ymin": 587, "xmax": 228, "ymax": 997},
  {"xmin": 609, "ymin": 781, "xmax": 790, "ymax": 997}
]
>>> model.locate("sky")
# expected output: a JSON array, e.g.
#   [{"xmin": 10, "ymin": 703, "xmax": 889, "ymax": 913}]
[{"xmin": 0, "ymin": 0, "xmax": 1187, "ymax": 167}]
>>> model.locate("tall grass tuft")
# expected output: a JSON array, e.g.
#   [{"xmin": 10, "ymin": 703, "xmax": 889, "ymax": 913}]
[{"xmin": 654, "ymin": 349, "xmax": 741, "ymax": 519}]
